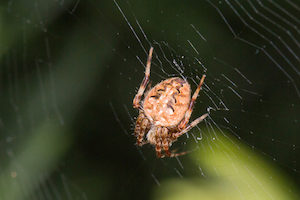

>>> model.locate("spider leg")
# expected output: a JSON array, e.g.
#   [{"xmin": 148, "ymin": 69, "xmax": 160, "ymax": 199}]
[
  {"xmin": 161, "ymin": 127, "xmax": 171, "ymax": 157},
  {"xmin": 159, "ymin": 114, "xmax": 208, "ymax": 158},
  {"xmin": 175, "ymin": 113, "xmax": 208, "ymax": 138},
  {"xmin": 178, "ymin": 75, "xmax": 206, "ymax": 130},
  {"xmin": 137, "ymin": 119, "xmax": 150, "ymax": 146},
  {"xmin": 133, "ymin": 47, "xmax": 154, "ymax": 109},
  {"xmin": 160, "ymin": 151, "xmax": 189, "ymax": 158},
  {"xmin": 144, "ymin": 81, "xmax": 152, "ymax": 97},
  {"xmin": 155, "ymin": 127, "xmax": 163, "ymax": 158},
  {"xmin": 134, "ymin": 111, "xmax": 150, "ymax": 146}
]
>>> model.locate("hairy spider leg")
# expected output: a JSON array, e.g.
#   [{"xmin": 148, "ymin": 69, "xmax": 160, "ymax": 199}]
[
  {"xmin": 161, "ymin": 127, "xmax": 171, "ymax": 157},
  {"xmin": 178, "ymin": 75, "xmax": 206, "ymax": 130},
  {"xmin": 157, "ymin": 114, "xmax": 208, "ymax": 158},
  {"xmin": 160, "ymin": 151, "xmax": 189, "ymax": 158},
  {"xmin": 175, "ymin": 113, "xmax": 208, "ymax": 138},
  {"xmin": 133, "ymin": 47, "xmax": 154, "ymax": 109},
  {"xmin": 155, "ymin": 127, "xmax": 163, "ymax": 158},
  {"xmin": 134, "ymin": 111, "xmax": 150, "ymax": 146}
]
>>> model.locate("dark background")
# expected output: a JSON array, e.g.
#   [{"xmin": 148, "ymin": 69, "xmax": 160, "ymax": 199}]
[{"xmin": 0, "ymin": 0, "xmax": 299, "ymax": 199}]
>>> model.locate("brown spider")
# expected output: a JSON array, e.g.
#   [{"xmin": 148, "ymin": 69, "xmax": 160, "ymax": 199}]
[{"xmin": 133, "ymin": 47, "xmax": 208, "ymax": 158}]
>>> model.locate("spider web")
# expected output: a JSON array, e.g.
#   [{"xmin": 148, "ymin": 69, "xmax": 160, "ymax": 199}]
[
  {"xmin": 0, "ymin": 0, "xmax": 299, "ymax": 199},
  {"xmin": 111, "ymin": 0, "xmax": 300, "ymax": 199}
]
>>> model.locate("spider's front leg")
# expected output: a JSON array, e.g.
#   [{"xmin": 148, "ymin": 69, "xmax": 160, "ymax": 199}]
[
  {"xmin": 155, "ymin": 127, "xmax": 179, "ymax": 158},
  {"xmin": 152, "ymin": 126, "xmax": 168, "ymax": 158},
  {"xmin": 155, "ymin": 141, "xmax": 162, "ymax": 158},
  {"xmin": 133, "ymin": 47, "xmax": 153, "ymax": 109},
  {"xmin": 161, "ymin": 127, "xmax": 171, "ymax": 157}
]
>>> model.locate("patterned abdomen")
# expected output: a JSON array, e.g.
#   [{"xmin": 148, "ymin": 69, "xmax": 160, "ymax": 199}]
[{"xmin": 143, "ymin": 77, "xmax": 191, "ymax": 127}]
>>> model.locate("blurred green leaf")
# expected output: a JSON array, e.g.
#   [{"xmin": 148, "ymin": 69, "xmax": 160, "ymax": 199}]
[
  {"xmin": 0, "ymin": 122, "xmax": 71, "ymax": 200},
  {"xmin": 153, "ymin": 130, "xmax": 300, "ymax": 200}
]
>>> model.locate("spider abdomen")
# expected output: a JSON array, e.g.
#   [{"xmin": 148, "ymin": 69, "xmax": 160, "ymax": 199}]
[{"xmin": 143, "ymin": 77, "xmax": 191, "ymax": 127}]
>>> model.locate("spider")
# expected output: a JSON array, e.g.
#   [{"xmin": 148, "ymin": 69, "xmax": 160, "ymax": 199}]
[{"xmin": 133, "ymin": 47, "xmax": 208, "ymax": 158}]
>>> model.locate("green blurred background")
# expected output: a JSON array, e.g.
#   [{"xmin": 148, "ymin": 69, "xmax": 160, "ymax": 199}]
[{"xmin": 0, "ymin": 0, "xmax": 299, "ymax": 199}]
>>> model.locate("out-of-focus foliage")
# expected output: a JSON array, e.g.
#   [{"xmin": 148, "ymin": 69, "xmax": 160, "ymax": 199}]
[
  {"xmin": 0, "ymin": 0, "xmax": 299, "ymax": 199},
  {"xmin": 0, "ymin": 123, "xmax": 71, "ymax": 199},
  {"xmin": 154, "ymin": 131, "xmax": 300, "ymax": 200}
]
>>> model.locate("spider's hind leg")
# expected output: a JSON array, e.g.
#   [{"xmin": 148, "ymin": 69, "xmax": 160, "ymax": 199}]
[{"xmin": 134, "ymin": 111, "xmax": 151, "ymax": 146}]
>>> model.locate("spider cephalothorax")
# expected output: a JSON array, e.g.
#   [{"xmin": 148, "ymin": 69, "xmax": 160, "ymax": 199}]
[{"xmin": 133, "ymin": 47, "xmax": 208, "ymax": 158}]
